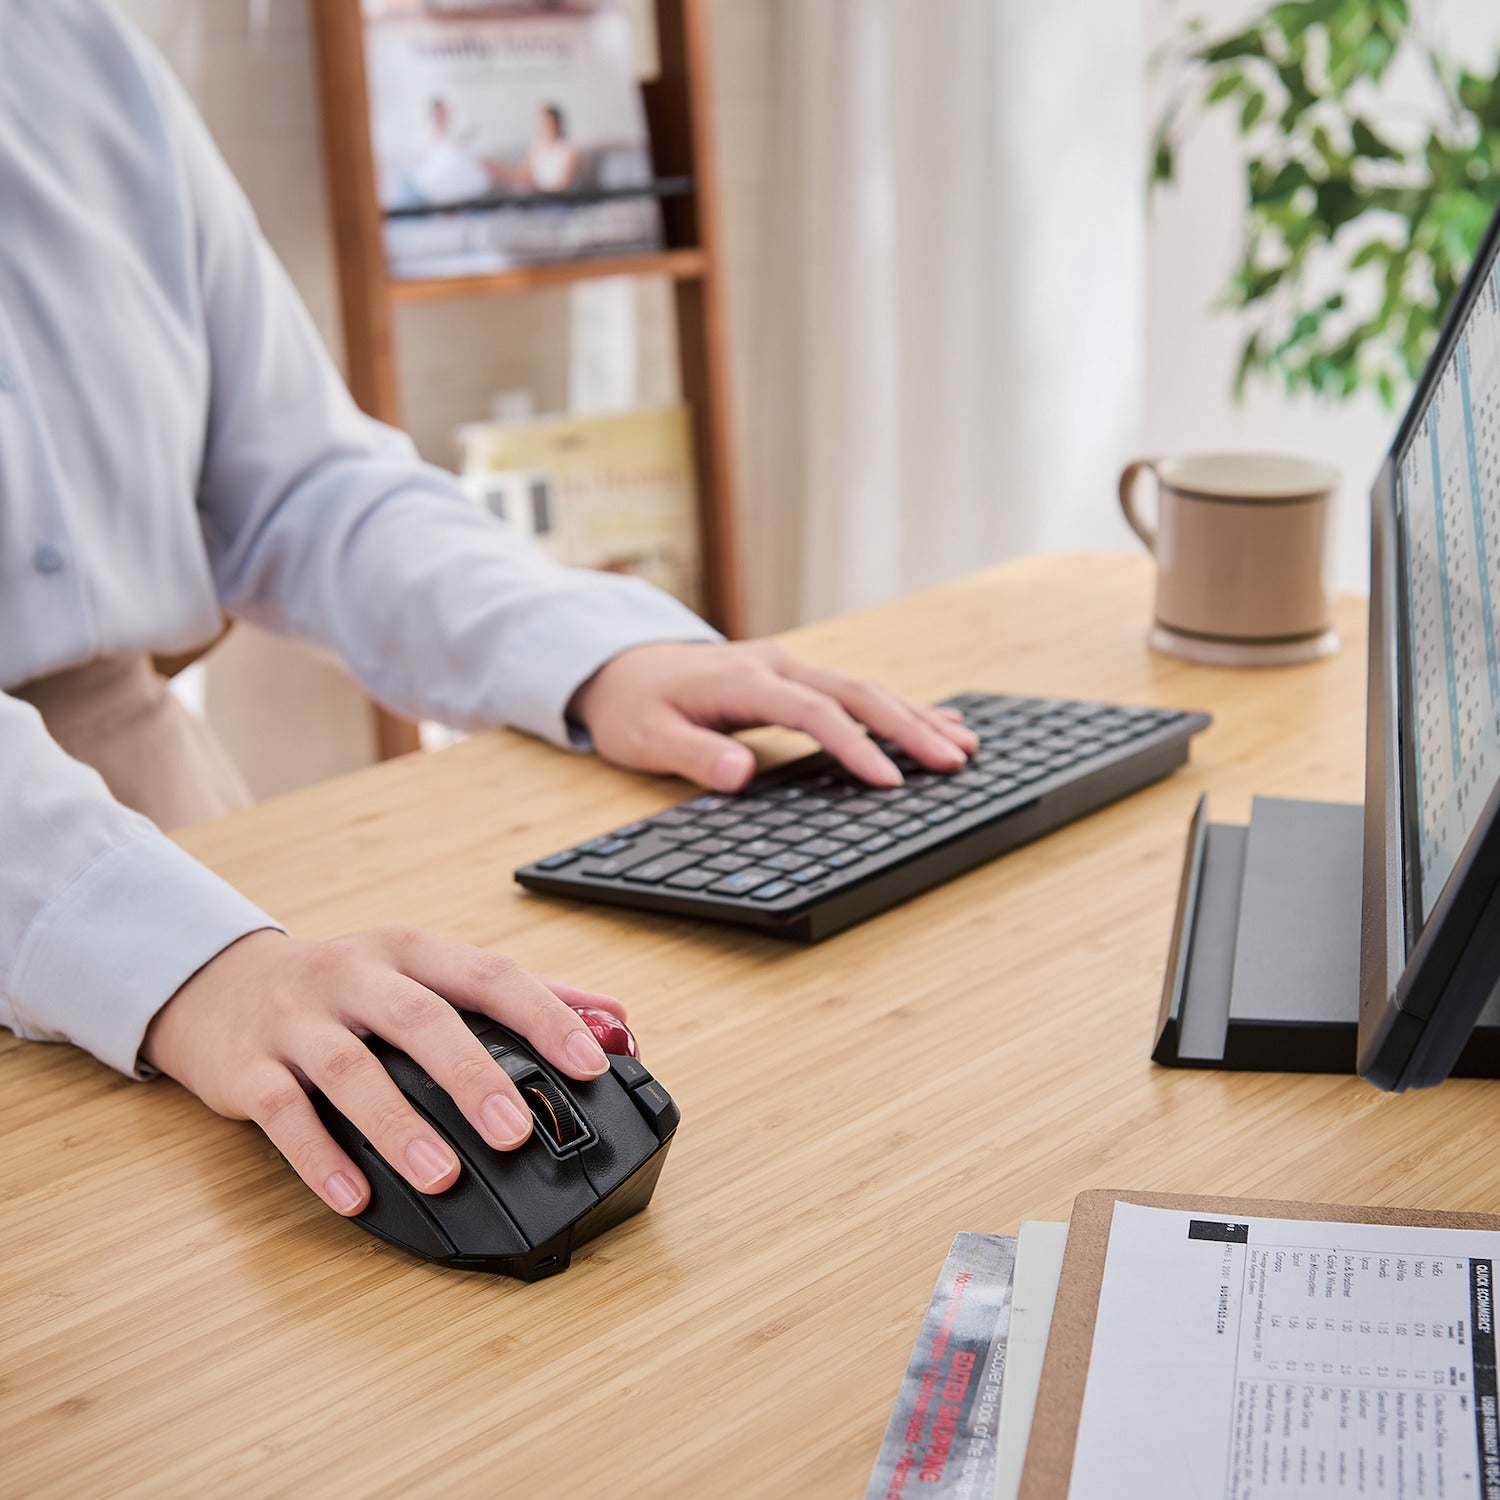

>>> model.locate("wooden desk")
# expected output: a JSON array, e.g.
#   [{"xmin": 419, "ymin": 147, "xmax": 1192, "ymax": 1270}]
[{"xmin": 9, "ymin": 554, "xmax": 1482, "ymax": 1498}]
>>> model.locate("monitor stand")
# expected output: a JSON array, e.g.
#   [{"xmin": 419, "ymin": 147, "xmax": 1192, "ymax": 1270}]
[{"xmin": 1152, "ymin": 795, "xmax": 1500, "ymax": 1075}]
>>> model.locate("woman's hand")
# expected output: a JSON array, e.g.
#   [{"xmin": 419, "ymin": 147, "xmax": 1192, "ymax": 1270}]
[
  {"xmin": 568, "ymin": 640, "xmax": 978, "ymax": 791},
  {"xmin": 141, "ymin": 925, "xmax": 623, "ymax": 1216}
]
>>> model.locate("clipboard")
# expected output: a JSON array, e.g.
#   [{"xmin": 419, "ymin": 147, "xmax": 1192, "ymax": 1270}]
[{"xmin": 1015, "ymin": 1187, "xmax": 1500, "ymax": 1499}]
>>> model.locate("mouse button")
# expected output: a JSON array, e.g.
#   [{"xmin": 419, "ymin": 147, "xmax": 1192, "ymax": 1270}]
[
  {"xmin": 469, "ymin": 1146, "xmax": 598, "ymax": 1247},
  {"xmin": 492, "ymin": 1050, "xmax": 542, "ymax": 1086},
  {"xmin": 607, "ymin": 1053, "xmax": 652, "ymax": 1090},
  {"xmin": 367, "ymin": 1037, "xmax": 432, "ymax": 1100},
  {"xmin": 569, "ymin": 1078, "xmax": 660, "ymax": 1198},
  {"xmin": 470, "ymin": 1019, "xmax": 528, "ymax": 1056},
  {"xmin": 628, "ymin": 1079, "xmax": 681, "ymax": 1141},
  {"xmin": 418, "ymin": 1158, "xmax": 531, "ymax": 1259},
  {"xmin": 353, "ymin": 1146, "xmax": 458, "ymax": 1263}
]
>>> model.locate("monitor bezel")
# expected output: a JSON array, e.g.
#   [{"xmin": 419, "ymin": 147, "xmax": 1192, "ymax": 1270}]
[{"xmin": 1358, "ymin": 202, "xmax": 1500, "ymax": 1089}]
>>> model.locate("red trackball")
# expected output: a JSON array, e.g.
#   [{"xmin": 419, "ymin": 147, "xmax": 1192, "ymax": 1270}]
[{"xmin": 573, "ymin": 1006, "xmax": 640, "ymax": 1059}]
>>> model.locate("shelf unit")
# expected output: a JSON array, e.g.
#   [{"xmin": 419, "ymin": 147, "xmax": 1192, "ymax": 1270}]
[{"xmin": 310, "ymin": 0, "xmax": 743, "ymax": 758}]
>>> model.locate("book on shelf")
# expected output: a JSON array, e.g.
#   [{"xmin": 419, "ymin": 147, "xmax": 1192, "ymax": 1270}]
[
  {"xmin": 458, "ymin": 404, "xmax": 703, "ymax": 611},
  {"xmin": 360, "ymin": 0, "xmax": 666, "ymax": 280}
]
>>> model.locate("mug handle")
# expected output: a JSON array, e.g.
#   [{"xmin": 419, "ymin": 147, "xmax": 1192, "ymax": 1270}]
[{"xmin": 1118, "ymin": 459, "xmax": 1160, "ymax": 553}]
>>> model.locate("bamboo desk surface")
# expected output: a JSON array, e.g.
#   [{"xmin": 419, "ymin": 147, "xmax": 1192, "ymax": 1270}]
[{"xmin": 7, "ymin": 553, "xmax": 1479, "ymax": 1499}]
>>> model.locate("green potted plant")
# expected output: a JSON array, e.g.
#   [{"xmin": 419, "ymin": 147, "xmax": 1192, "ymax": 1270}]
[{"xmin": 1150, "ymin": 0, "xmax": 1500, "ymax": 404}]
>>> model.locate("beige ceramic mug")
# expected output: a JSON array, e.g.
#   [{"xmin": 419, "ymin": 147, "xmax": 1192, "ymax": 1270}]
[{"xmin": 1118, "ymin": 452, "xmax": 1341, "ymax": 666}]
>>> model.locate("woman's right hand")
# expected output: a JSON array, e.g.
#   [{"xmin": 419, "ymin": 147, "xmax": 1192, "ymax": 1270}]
[{"xmin": 141, "ymin": 924, "xmax": 621, "ymax": 1215}]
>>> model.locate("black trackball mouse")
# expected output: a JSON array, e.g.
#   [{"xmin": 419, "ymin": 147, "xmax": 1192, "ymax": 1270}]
[{"xmin": 307, "ymin": 1010, "xmax": 680, "ymax": 1281}]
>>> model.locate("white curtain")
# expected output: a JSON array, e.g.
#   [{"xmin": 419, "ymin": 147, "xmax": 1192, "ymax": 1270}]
[{"xmin": 746, "ymin": 0, "xmax": 1146, "ymax": 632}]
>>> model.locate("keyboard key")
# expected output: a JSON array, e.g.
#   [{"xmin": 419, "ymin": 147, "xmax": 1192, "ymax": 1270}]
[
  {"xmin": 579, "ymin": 858, "xmax": 628, "ymax": 878},
  {"xmin": 751, "ymin": 880, "xmax": 793, "ymax": 900},
  {"xmin": 622, "ymin": 852, "xmax": 702, "ymax": 884},
  {"xmin": 764, "ymin": 824, "xmax": 812, "ymax": 844},
  {"xmin": 700, "ymin": 811, "xmax": 748, "ymax": 831},
  {"xmin": 537, "ymin": 851, "xmax": 579, "ymax": 869},
  {"xmin": 956, "ymin": 792, "xmax": 989, "ymax": 811},
  {"xmin": 685, "ymin": 837, "xmax": 735, "ymax": 855},
  {"xmin": 866, "ymin": 809, "xmax": 906, "ymax": 829},
  {"xmin": 766, "ymin": 852, "xmax": 813, "ymax": 873},
  {"xmin": 892, "ymin": 819, "xmax": 929, "ymax": 839},
  {"xmin": 708, "ymin": 868, "xmax": 777, "ymax": 895},
  {"xmin": 686, "ymin": 795, "xmax": 729, "ymax": 811},
  {"xmin": 923, "ymin": 806, "xmax": 960, "ymax": 825},
  {"xmin": 707, "ymin": 823, "xmax": 757, "ymax": 844},
  {"xmin": 665, "ymin": 867, "xmax": 719, "ymax": 890},
  {"xmin": 590, "ymin": 838, "xmax": 632, "ymax": 855},
  {"xmin": 739, "ymin": 838, "xmax": 782, "ymax": 859},
  {"xmin": 793, "ymin": 837, "xmax": 844, "ymax": 858},
  {"xmin": 651, "ymin": 809, "xmax": 696, "ymax": 828},
  {"xmin": 705, "ymin": 853, "xmax": 753, "ymax": 873},
  {"xmin": 759, "ymin": 810, "xmax": 802, "ymax": 828},
  {"xmin": 789, "ymin": 864, "xmax": 829, "ymax": 884},
  {"xmin": 859, "ymin": 834, "xmax": 895, "ymax": 855}
]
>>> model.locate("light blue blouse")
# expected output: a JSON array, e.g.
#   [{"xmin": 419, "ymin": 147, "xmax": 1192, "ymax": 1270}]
[{"xmin": 0, "ymin": 0, "xmax": 716, "ymax": 1077}]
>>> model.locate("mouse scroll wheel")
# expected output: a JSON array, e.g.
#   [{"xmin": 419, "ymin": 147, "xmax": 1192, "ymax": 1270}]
[{"xmin": 521, "ymin": 1078, "xmax": 585, "ymax": 1149}]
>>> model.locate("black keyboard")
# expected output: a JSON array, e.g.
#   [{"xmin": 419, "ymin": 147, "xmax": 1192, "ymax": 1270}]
[{"xmin": 515, "ymin": 692, "xmax": 1211, "ymax": 942}]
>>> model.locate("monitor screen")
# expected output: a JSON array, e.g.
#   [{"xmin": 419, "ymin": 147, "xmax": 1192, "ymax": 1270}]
[
  {"xmin": 1396, "ymin": 244, "xmax": 1500, "ymax": 927},
  {"xmin": 1360, "ymin": 202, "xmax": 1500, "ymax": 1090}
]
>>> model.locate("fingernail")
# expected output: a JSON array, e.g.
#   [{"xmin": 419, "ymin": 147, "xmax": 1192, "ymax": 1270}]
[
  {"xmin": 711, "ymin": 745, "xmax": 754, "ymax": 791},
  {"xmin": 406, "ymin": 1137, "xmax": 456, "ymax": 1189},
  {"xmin": 326, "ymin": 1170, "xmax": 363, "ymax": 1214},
  {"xmin": 565, "ymin": 1029, "xmax": 609, "ymax": 1075},
  {"xmin": 954, "ymin": 726, "xmax": 980, "ymax": 751},
  {"xmin": 873, "ymin": 755, "xmax": 905, "ymax": 787},
  {"xmin": 482, "ymin": 1092, "xmax": 532, "ymax": 1146}
]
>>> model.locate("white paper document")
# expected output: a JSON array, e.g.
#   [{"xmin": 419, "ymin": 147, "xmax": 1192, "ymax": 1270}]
[
  {"xmin": 1067, "ymin": 1202, "xmax": 1500, "ymax": 1498},
  {"xmin": 994, "ymin": 1220, "xmax": 1070, "ymax": 1500}
]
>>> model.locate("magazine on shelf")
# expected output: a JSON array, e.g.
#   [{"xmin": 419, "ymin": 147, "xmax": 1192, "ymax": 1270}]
[
  {"xmin": 361, "ymin": 0, "xmax": 664, "ymax": 279},
  {"xmin": 458, "ymin": 404, "xmax": 703, "ymax": 610}
]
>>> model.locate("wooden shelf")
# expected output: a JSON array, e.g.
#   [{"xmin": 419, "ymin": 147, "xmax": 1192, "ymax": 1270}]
[
  {"xmin": 388, "ymin": 247, "xmax": 709, "ymax": 305},
  {"xmin": 312, "ymin": 0, "xmax": 743, "ymax": 761}
]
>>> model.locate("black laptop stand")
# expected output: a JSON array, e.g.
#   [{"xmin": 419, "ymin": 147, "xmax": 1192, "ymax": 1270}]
[{"xmin": 1152, "ymin": 795, "xmax": 1500, "ymax": 1076}]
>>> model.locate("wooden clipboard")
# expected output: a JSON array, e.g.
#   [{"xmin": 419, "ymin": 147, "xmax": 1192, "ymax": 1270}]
[{"xmin": 1016, "ymin": 1187, "xmax": 1500, "ymax": 1499}]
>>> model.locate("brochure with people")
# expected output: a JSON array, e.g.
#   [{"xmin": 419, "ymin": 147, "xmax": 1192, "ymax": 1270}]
[{"xmin": 361, "ymin": 0, "xmax": 664, "ymax": 277}]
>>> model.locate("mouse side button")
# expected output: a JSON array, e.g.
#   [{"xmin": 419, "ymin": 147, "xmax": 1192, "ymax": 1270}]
[
  {"xmin": 628, "ymin": 1079, "xmax": 681, "ymax": 1140},
  {"xmin": 607, "ymin": 1053, "xmax": 651, "ymax": 1089}
]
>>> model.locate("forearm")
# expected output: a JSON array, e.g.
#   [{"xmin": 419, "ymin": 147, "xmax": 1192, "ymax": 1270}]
[
  {"xmin": 0, "ymin": 692, "xmax": 278, "ymax": 1077},
  {"xmin": 207, "ymin": 442, "xmax": 719, "ymax": 744}
]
